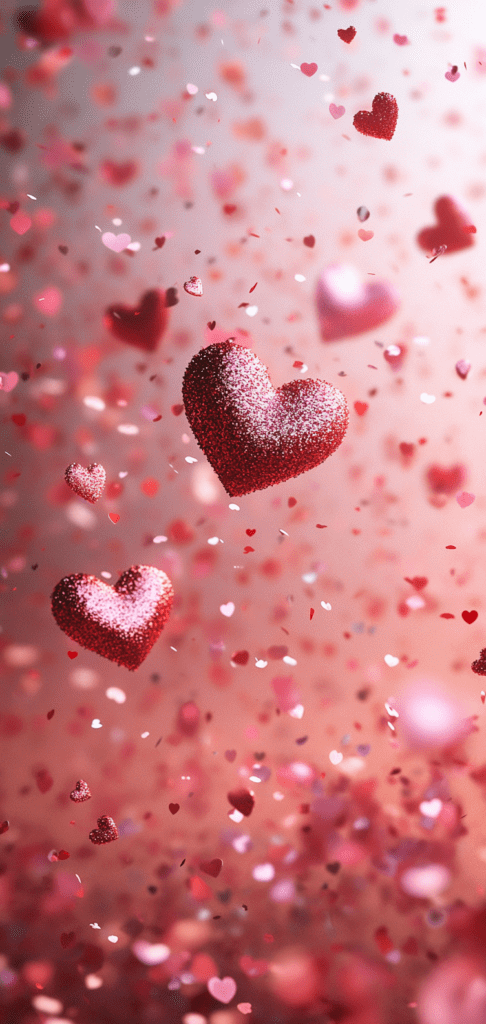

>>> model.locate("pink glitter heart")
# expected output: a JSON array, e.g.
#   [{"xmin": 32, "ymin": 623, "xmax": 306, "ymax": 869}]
[
  {"xmin": 0, "ymin": 371, "xmax": 19, "ymax": 392},
  {"xmin": 316, "ymin": 264, "xmax": 400, "ymax": 341},
  {"xmin": 101, "ymin": 231, "xmax": 131, "ymax": 252},
  {"xmin": 51, "ymin": 565, "xmax": 174, "ymax": 671},
  {"xmin": 89, "ymin": 815, "xmax": 118, "ymax": 844},
  {"xmin": 182, "ymin": 340, "xmax": 348, "ymax": 496},
  {"xmin": 70, "ymin": 779, "xmax": 91, "ymax": 802},
  {"xmin": 207, "ymin": 976, "xmax": 237, "ymax": 1004},
  {"xmin": 65, "ymin": 463, "xmax": 106, "ymax": 503}
]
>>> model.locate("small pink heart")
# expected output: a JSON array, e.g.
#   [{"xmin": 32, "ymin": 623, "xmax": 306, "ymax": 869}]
[
  {"xmin": 445, "ymin": 68, "xmax": 460, "ymax": 82},
  {"xmin": 101, "ymin": 231, "xmax": 131, "ymax": 252},
  {"xmin": 358, "ymin": 229, "xmax": 374, "ymax": 241},
  {"xmin": 329, "ymin": 103, "xmax": 345, "ymax": 119},
  {"xmin": 393, "ymin": 34, "xmax": 409, "ymax": 45},
  {"xmin": 0, "ymin": 371, "xmax": 19, "ymax": 392},
  {"xmin": 208, "ymin": 976, "xmax": 237, "ymax": 1004},
  {"xmin": 300, "ymin": 62, "xmax": 318, "ymax": 77},
  {"xmin": 238, "ymin": 1005, "xmax": 252, "ymax": 1015},
  {"xmin": 225, "ymin": 749, "xmax": 237, "ymax": 762},
  {"xmin": 456, "ymin": 491, "xmax": 475, "ymax": 508},
  {"xmin": 183, "ymin": 276, "xmax": 203, "ymax": 297},
  {"xmin": 455, "ymin": 359, "xmax": 471, "ymax": 379}
]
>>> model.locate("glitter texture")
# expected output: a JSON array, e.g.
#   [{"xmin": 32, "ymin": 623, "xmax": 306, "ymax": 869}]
[
  {"xmin": 353, "ymin": 92, "xmax": 398, "ymax": 140},
  {"xmin": 64, "ymin": 463, "xmax": 106, "ymax": 503},
  {"xmin": 89, "ymin": 815, "xmax": 118, "ymax": 845},
  {"xmin": 51, "ymin": 565, "xmax": 174, "ymax": 671},
  {"xmin": 182, "ymin": 341, "xmax": 348, "ymax": 497},
  {"xmin": 69, "ymin": 779, "xmax": 91, "ymax": 802},
  {"xmin": 103, "ymin": 289, "xmax": 168, "ymax": 351}
]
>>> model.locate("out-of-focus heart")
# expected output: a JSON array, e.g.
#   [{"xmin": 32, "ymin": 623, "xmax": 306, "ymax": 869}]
[
  {"xmin": 316, "ymin": 264, "xmax": 399, "ymax": 341},
  {"xmin": 104, "ymin": 289, "xmax": 168, "ymax": 352},
  {"xmin": 417, "ymin": 196, "xmax": 475, "ymax": 256}
]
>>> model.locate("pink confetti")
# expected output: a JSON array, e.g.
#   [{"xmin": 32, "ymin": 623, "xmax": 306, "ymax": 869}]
[
  {"xmin": 237, "ymin": 1004, "xmax": 252, "ymax": 1015},
  {"xmin": 101, "ymin": 231, "xmax": 131, "ymax": 252},
  {"xmin": 456, "ymin": 491, "xmax": 475, "ymax": 507},
  {"xmin": 207, "ymin": 977, "xmax": 237, "ymax": 1004}
]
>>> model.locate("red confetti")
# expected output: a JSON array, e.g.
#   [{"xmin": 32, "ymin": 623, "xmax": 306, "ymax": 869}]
[
  {"xmin": 104, "ymin": 289, "xmax": 168, "ymax": 351},
  {"xmin": 227, "ymin": 788, "xmax": 255, "ymax": 816},
  {"xmin": 404, "ymin": 577, "xmax": 428, "ymax": 590},
  {"xmin": 300, "ymin": 62, "xmax": 318, "ymax": 77},
  {"xmin": 337, "ymin": 26, "xmax": 356, "ymax": 43},
  {"xmin": 67, "ymin": 651, "xmax": 78, "ymax": 659},
  {"xmin": 141, "ymin": 477, "xmax": 159, "ymax": 498},
  {"xmin": 462, "ymin": 610, "xmax": 478, "ymax": 624},
  {"xmin": 11, "ymin": 413, "xmax": 26, "ymax": 426},
  {"xmin": 199, "ymin": 858, "xmax": 223, "ymax": 877},
  {"xmin": 231, "ymin": 650, "xmax": 249, "ymax": 665},
  {"xmin": 303, "ymin": 235, "xmax": 315, "ymax": 247},
  {"xmin": 353, "ymin": 93, "xmax": 398, "ymax": 140},
  {"xmin": 417, "ymin": 196, "xmax": 476, "ymax": 256},
  {"xmin": 440, "ymin": 613, "xmax": 455, "ymax": 619},
  {"xmin": 354, "ymin": 402, "xmax": 369, "ymax": 416},
  {"xmin": 310, "ymin": 608, "xmax": 315, "ymax": 620},
  {"xmin": 108, "ymin": 512, "xmax": 120, "ymax": 523},
  {"xmin": 171, "ymin": 404, "xmax": 184, "ymax": 415},
  {"xmin": 47, "ymin": 709, "xmax": 55, "ymax": 720},
  {"xmin": 70, "ymin": 779, "xmax": 91, "ymax": 802},
  {"xmin": 0, "ymin": 821, "xmax": 9, "ymax": 835},
  {"xmin": 246, "ymin": 529, "xmax": 256, "ymax": 536},
  {"xmin": 58, "ymin": 850, "xmax": 70, "ymax": 860}
]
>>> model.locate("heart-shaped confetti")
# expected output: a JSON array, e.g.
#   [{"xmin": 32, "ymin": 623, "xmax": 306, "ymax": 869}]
[
  {"xmin": 65, "ymin": 463, "xmax": 106, "ymax": 504},
  {"xmin": 99, "ymin": 159, "xmax": 138, "ymax": 187},
  {"xmin": 393, "ymin": 34, "xmax": 409, "ymax": 45},
  {"xmin": 426, "ymin": 464, "xmax": 466, "ymax": 494},
  {"xmin": 70, "ymin": 779, "xmax": 91, "ymax": 802},
  {"xmin": 358, "ymin": 229, "xmax": 374, "ymax": 241},
  {"xmin": 329, "ymin": 103, "xmax": 345, "ymax": 119},
  {"xmin": 239, "ymin": 955, "xmax": 269, "ymax": 977},
  {"xmin": 462, "ymin": 610, "xmax": 478, "ymax": 624},
  {"xmin": 419, "ymin": 798, "xmax": 442, "ymax": 817},
  {"xmin": 300, "ymin": 62, "xmax": 318, "ymax": 77},
  {"xmin": 417, "ymin": 196, "xmax": 475, "ymax": 256},
  {"xmin": 225, "ymin": 749, "xmax": 237, "ymax": 762},
  {"xmin": 227, "ymin": 788, "xmax": 255, "ymax": 816},
  {"xmin": 199, "ymin": 858, "xmax": 223, "ymax": 877},
  {"xmin": 455, "ymin": 360, "xmax": 471, "ymax": 379},
  {"xmin": 183, "ymin": 275, "xmax": 203, "ymax": 296},
  {"xmin": 182, "ymin": 340, "xmax": 348, "ymax": 497},
  {"xmin": 354, "ymin": 401, "xmax": 368, "ymax": 416},
  {"xmin": 51, "ymin": 565, "xmax": 174, "ymax": 671},
  {"xmin": 104, "ymin": 289, "xmax": 168, "ymax": 352},
  {"xmin": 232, "ymin": 650, "xmax": 249, "ymax": 665},
  {"xmin": 169, "ymin": 803, "xmax": 180, "ymax": 814},
  {"xmin": 220, "ymin": 602, "xmax": 235, "ymax": 617},
  {"xmin": 208, "ymin": 976, "xmax": 237, "ymax": 1004},
  {"xmin": 0, "ymin": 371, "xmax": 19, "ymax": 392},
  {"xmin": 384, "ymin": 654, "xmax": 399, "ymax": 667},
  {"xmin": 337, "ymin": 26, "xmax": 356, "ymax": 43},
  {"xmin": 456, "ymin": 491, "xmax": 475, "ymax": 508},
  {"xmin": 101, "ymin": 231, "xmax": 131, "ymax": 252},
  {"xmin": 303, "ymin": 235, "xmax": 315, "ymax": 247},
  {"xmin": 89, "ymin": 815, "xmax": 118, "ymax": 845},
  {"xmin": 445, "ymin": 66, "xmax": 460, "ymax": 82},
  {"xmin": 353, "ymin": 92, "xmax": 398, "ymax": 140},
  {"xmin": 316, "ymin": 264, "xmax": 399, "ymax": 341},
  {"xmin": 404, "ymin": 576, "xmax": 428, "ymax": 590}
]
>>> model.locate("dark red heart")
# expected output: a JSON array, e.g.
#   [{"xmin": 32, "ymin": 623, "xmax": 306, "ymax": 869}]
[
  {"xmin": 70, "ymin": 779, "xmax": 91, "ymax": 803},
  {"xmin": 303, "ymin": 235, "xmax": 315, "ymax": 247},
  {"xmin": 0, "ymin": 821, "xmax": 9, "ymax": 835},
  {"xmin": 426, "ymin": 464, "xmax": 466, "ymax": 494},
  {"xmin": 231, "ymin": 650, "xmax": 249, "ymax": 666},
  {"xmin": 169, "ymin": 803, "xmax": 180, "ymax": 815},
  {"xmin": 51, "ymin": 565, "xmax": 174, "ymax": 671},
  {"xmin": 404, "ymin": 577, "xmax": 428, "ymax": 591},
  {"xmin": 58, "ymin": 245, "xmax": 68, "ymax": 255},
  {"xmin": 104, "ymin": 289, "xmax": 168, "ymax": 352},
  {"xmin": 227, "ymin": 788, "xmax": 255, "ymax": 817},
  {"xmin": 416, "ymin": 196, "xmax": 476, "ymax": 256},
  {"xmin": 207, "ymin": 321, "xmax": 216, "ymax": 330},
  {"xmin": 399, "ymin": 442, "xmax": 415, "ymax": 457},
  {"xmin": 472, "ymin": 649, "xmax": 486, "ymax": 675},
  {"xmin": 154, "ymin": 236, "xmax": 165, "ymax": 248},
  {"xmin": 99, "ymin": 159, "xmax": 138, "ymax": 187},
  {"xmin": 353, "ymin": 92, "xmax": 398, "ymax": 140},
  {"xmin": 462, "ymin": 610, "xmax": 478, "ymax": 625},
  {"xmin": 337, "ymin": 26, "xmax": 356, "ymax": 43},
  {"xmin": 199, "ymin": 858, "xmax": 223, "ymax": 877},
  {"xmin": 89, "ymin": 815, "xmax": 118, "ymax": 845},
  {"xmin": 182, "ymin": 341, "xmax": 348, "ymax": 497},
  {"xmin": 65, "ymin": 463, "xmax": 106, "ymax": 503},
  {"xmin": 60, "ymin": 932, "xmax": 75, "ymax": 949},
  {"xmin": 316, "ymin": 264, "xmax": 399, "ymax": 341}
]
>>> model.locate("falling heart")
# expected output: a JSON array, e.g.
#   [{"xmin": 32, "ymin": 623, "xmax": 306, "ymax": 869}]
[
  {"xmin": 337, "ymin": 26, "xmax": 356, "ymax": 43},
  {"xmin": 51, "ymin": 565, "xmax": 174, "ymax": 671},
  {"xmin": 199, "ymin": 858, "xmax": 223, "ymax": 877},
  {"xmin": 300, "ymin": 62, "xmax": 318, "ymax": 77},
  {"xmin": 65, "ymin": 463, "xmax": 106, "ymax": 503},
  {"xmin": 89, "ymin": 815, "xmax": 118, "ymax": 845},
  {"xmin": 353, "ymin": 92, "xmax": 398, "ymax": 140},
  {"xmin": 70, "ymin": 779, "xmax": 91, "ymax": 802},
  {"xmin": 182, "ymin": 341, "xmax": 348, "ymax": 497},
  {"xmin": 426, "ymin": 464, "xmax": 466, "ymax": 494},
  {"xmin": 104, "ymin": 289, "xmax": 168, "ymax": 351},
  {"xmin": 99, "ymin": 159, "xmax": 138, "ymax": 187},
  {"xmin": 416, "ymin": 196, "xmax": 476, "ymax": 256},
  {"xmin": 101, "ymin": 231, "xmax": 131, "ymax": 253},
  {"xmin": 315, "ymin": 264, "xmax": 400, "ymax": 341},
  {"xmin": 0, "ymin": 371, "xmax": 19, "ymax": 392},
  {"xmin": 207, "ymin": 976, "xmax": 237, "ymax": 1004}
]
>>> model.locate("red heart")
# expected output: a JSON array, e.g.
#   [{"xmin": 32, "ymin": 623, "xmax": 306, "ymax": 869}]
[
  {"xmin": 472, "ymin": 649, "xmax": 486, "ymax": 675},
  {"xmin": 404, "ymin": 577, "xmax": 428, "ymax": 591},
  {"xmin": 246, "ymin": 529, "xmax": 256, "ymax": 536},
  {"xmin": 99, "ymin": 159, "xmax": 138, "ymax": 187},
  {"xmin": 462, "ymin": 610, "xmax": 478, "ymax": 625},
  {"xmin": 70, "ymin": 779, "xmax": 91, "ymax": 803},
  {"xmin": 399, "ymin": 442, "xmax": 415, "ymax": 457},
  {"xmin": 353, "ymin": 92, "xmax": 398, "ymax": 140},
  {"xmin": 199, "ymin": 858, "xmax": 223, "ymax": 877},
  {"xmin": 51, "ymin": 565, "xmax": 174, "ymax": 671},
  {"xmin": 426, "ymin": 464, "xmax": 466, "ymax": 494},
  {"xmin": 239, "ymin": 955, "xmax": 269, "ymax": 977},
  {"xmin": 227, "ymin": 788, "xmax": 255, "ymax": 817},
  {"xmin": 104, "ymin": 289, "xmax": 168, "ymax": 352},
  {"xmin": 65, "ymin": 463, "xmax": 106, "ymax": 504},
  {"xmin": 300, "ymin": 62, "xmax": 318, "ymax": 77},
  {"xmin": 231, "ymin": 650, "xmax": 249, "ymax": 666},
  {"xmin": 182, "ymin": 341, "xmax": 348, "ymax": 497},
  {"xmin": 416, "ymin": 196, "xmax": 476, "ymax": 256},
  {"xmin": 316, "ymin": 264, "xmax": 399, "ymax": 341},
  {"xmin": 337, "ymin": 26, "xmax": 356, "ymax": 43},
  {"xmin": 169, "ymin": 803, "xmax": 180, "ymax": 815},
  {"xmin": 303, "ymin": 235, "xmax": 315, "ymax": 247},
  {"xmin": 154, "ymin": 236, "xmax": 165, "ymax": 248},
  {"xmin": 60, "ymin": 932, "xmax": 75, "ymax": 949},
  {"xmin": 89, "ymin": 815, "xmax": 118, "ymax": 845}
]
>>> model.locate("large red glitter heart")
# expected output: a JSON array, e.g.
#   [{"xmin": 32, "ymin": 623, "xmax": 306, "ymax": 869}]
[
  {"xmin": 353, "ymin": 92, "xmax": 398, "ymax": 140},
  {"xmin": 51, "ymin": 565, "xmax": 174, "ymax": 671},
  {"xmin": 315, "ymin": 264, "xmax": 400, "ymax": 341},
  {"xmin": 416, "ymin": 196, "xmax": 476, "ymax": 255},
  {"xmin": 182, "ymin": 341, "xmax": 348, "ymax": 497},
  {"xmin": 89, "ymin": 815, "xmax": 118, "ymax": 845},
  {"xmin": 103, "ymin": 289, "xmax": 168, "ymax": 352},
  {"xmin": 65, "ymin": 463, "xmax": 106, "ymax": 503}
]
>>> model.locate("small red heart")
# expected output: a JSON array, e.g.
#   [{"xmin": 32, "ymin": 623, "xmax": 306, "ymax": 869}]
[
  {"xmin": 58, "ymin": 245, "xmax": 68, "ymax": 255},
  {"xmin": 199, "ymin": 858, "xmax": 223, "ymax": 877},
  {"xmin": 393, "ymin": 34, "xmax": 409, "ymax": 45},
  {"xmin": 462, "ymin": 610, "xmax": 478, "ymax": 624},
  {"xmin": 224, "ymin": 750, "xmax": 237, "ymax": 762},
  {"xmin": 154, "ymin": 236, "xmax": 165, "ymax": 248},
  {"xmin": 58, "ymin": 849, "xmax": 70, "ymax": 860},
  {"xmin": 11, "ymin": 413, "xmax": 26, "ymax": 426},
  {"xmin": 67, "ymin": 651, "xmax": 78, "ymax": 659},
  {"xmin": 246, "ymin": 529, "xmax": 256, "ymax": 536},
  {"xmin": 417, "ymin": 196, "xmax": 476, "ymax": 256},
  {"xmin": 169, "ymin": 803, "xmax": 180, "ymax": 815},
  {"xmin": 60, "ymin": 932, "xmax": 75, "ymax": 949},
  {"xmin": 472, "ymin": 649, "xmax": 486, "ymax": 675},
  {"xmin": 239, "ymin": 955, "xmax": 269, "ymax": 977},
  {"xmin": 35, "ymin": 769, "xmax": 53, "ymax": 794},
  {"xmin": 207, "ymin": 321, "xmax": 216, "ymax": 330},
  {"xmin": 354, "ymin": 401, "xmax": 368, "ymax": 416},
  {"xmin": 303, "ymin": 235, "xmax": 315, "ymax": 247},
  {"xmin": 227, "ymin": 788, "xmax": 255, "ymax": 817},
  {"xmin": 70, "ymin": 779, "xmax": 91, "ymax": 803},
  {"xmin": 99, "ymin": 159, "xmax": 138, "ymax": 187},
  {"xmin": 353, "ymin": 92, "xmax": 398, "ymax": 140},
  {"xmin": 223, "ymin": 204, "xmax": 237, "ymax": 215},
  {"xmin": 104, "ymin": 289, "xmax": 168, "ymax": 352},
  {"xmin": 455, "ymin": 360, "xmax": 471, "ymax": 380},
  {"xmin": 399, "ymin": 442, "xmax": 415, "ymax": 457},
  {"xmin": 337, "ymin": 26, "xmax": 356, "ymax": 43},
  {"xmin": 89, "ymin": 815, "xmax": 118, "ymax": 845},
  {"xmin": 231, "ymin": 650, "xmax": 249, "ymax": 666},
  {"xmin": 108, "ymin": 512, "xmax": 120, "ymax": 524},
  {"xmin": 300, "ymin": 62, "xmax": 318, "ymax": 77},
  {"xmin": 65, "ymin": 463, "xmax": 106, "ymax": 504}
]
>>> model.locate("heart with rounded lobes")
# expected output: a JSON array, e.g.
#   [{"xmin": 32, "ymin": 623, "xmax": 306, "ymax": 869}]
[
  {"xmin": 103, "ymin": 289, "xmax": 168, "ymax": 351},
  {"xmin": 51, "ymin": 565, "xmax": 174, "ymax": 671},
  {"xmin": 65, "ymin": 463, "xmax": 106, "ymax": 503},
  {"xmin": 316, "ymin": 264, "xmax": 399, "ymax": 341},
  {"xmin": 182, "ymin": 340, "xmax": 348, "ymax": 497}
]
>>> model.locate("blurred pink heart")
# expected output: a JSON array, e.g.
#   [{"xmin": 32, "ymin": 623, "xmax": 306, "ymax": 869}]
[
  {"xmin": 316, "ymin": 264, "xmax": 400, "ymax": 341},
  {"xmin": 237, "ymin": 1004, "xmax": 252, "ymax": 1015},
  {"xmin": 456, "ymin": 491, "xmax": 475, "ymax": 508},
  {"xmin": 101, "ymin": 232, "xmax": 131, "ymax": 252},
  {"xmin": 208, "ymin": 976, "xmax": 237, "ymax": 1004},
  {"xmin": 329, "ymin": 103, "xmax": 345, "ymax": 119},
  {"xmin": 0, "ymin": 371, "xmax": 19, "ymax": 392},
  {"xmin": 445, "ymin": 68, "xmax": 460, "ymax": 82}
]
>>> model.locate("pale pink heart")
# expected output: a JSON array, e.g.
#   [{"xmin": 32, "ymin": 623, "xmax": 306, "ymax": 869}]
[
  {"xmin": 456, "ymin": 491, "xmax": 475, "ymax": 508},
  {"xmin": 0, "ymin": 371, "xmax": 19, "ymax": 392},
  {"xmin": 207, "ymin": 976, "xmax": 237, "ymax": 1004},
  {"xmin": 101, "ymin": 232, "xmax": 131, "ymax": 253},
  {"xmin": 184, "ymin": 276, "xmax": 203, "ymax": 296},
  {"xmin": 445, "ymin": 69, "xmax": 460, "ymax": 82},
  {"xmin": 237, "ymin": 1004, "xmax": 252, "ymax": 1015},
  {"xmin": 329, "ymin": 103, "xmax": 345, "ymax": 119}
]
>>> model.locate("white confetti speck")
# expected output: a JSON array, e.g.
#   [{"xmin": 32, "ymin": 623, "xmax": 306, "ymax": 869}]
[
  {"xmin": 384, "ymin": 654, "xmax": 399, "ymax": 667},
  {"xmin": 329, "ymin": 750, "xmax": 343, "ymax": 765},
  {"xmin": 91, "ymin": 719, "xmax": 102, "ymax": 729},
  {"xmin": 420, "ymin": 393, "xmax": 436, "ymax": 404}
]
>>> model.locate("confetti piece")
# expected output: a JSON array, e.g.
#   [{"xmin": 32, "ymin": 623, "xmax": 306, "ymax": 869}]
[
  {"xmin": 417, "ymin": 196, "xmax": 475, "ymax": 256},
  {"xmin": 101, "ymin": 231, "xmax": 131, "ymax": 252},
  {"xmin": 445, "ymin": 65, "xmax": 460, "ymax": 81},
  {"xmin": 384, "ymin": 654, "xmax": 399, "ymax": 667},
  {"xmin": 462, "ymin": 610, "xmax": 478, "ymax": 624},
  {"xmin": 70, "ymin": 779, "xmax": 91, "ymax": 802},
  {"xmin": 329, "ymin": 103, "xmax": 345, "ymax": 119},
  {"xmin": 353, "ymin": 92, "xmax": 398, "ymax": 140},
  {"xmin": 455, "ymin": 360, "xmax": 471, "ymax": 379},
  {"xmin": 303, "ymin": 235, "xmax": 315, "ymax": 247},
  {"xmin": 300, "ymin": 62, "xmax": 318, "ymax": 77},
  {"xmin": 104, "ymin": 290, "xmax": 168, "ymax": 352},
  {"xmin": 358, "ymin": 229, "xmax": 374, "ymax": 241},
  {"xmin": 67, "ymin": 651, "xmax": 78, "ymax": 659},
  {"xmin": 184, "ymin": 276, "xmax": 203, "ymax": 296},
  {"xmin": 456, "ymin": 491, "xmax": 475, "ymax": 508},
  {"xmin": 337, "ymin": 26, "xmax": 356, "ymax": 43},
  {"xmin": 393, "ymin": 33, "xmax": 409, "ymax": 45},
  {"xmin": 169, "ymin": 803, "xmax": 180, "ymax": 814},
  {"xmin": 108, "ymin": 512, "xmax": 120, "ymax": 524},
  {"xmin": 237, "ymin": 1004, "xmax": 252, "ymax": 1014},
  {"xmin": 354, "ymin": 401, "xmax": 369, "ymax": 416}
]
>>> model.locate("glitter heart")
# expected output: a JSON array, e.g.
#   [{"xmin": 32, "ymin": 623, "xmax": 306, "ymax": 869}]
[
  {"xmin": 353, "ymin": 92, "xmax": 398, "ymax": 140},
  {"xmin": 183, "ymin": 275, "xmax": 203, "ymax": 296},
  {"xmin": 207, "ymin": 976, "xmax": 237, "ymax": 1004},
  {"xmin": 0, "ymin": 371, "xmax": 19, "ymax": 392},
  {"xmin": 315, "ymin": 264, "xmax": 399, "ymax": 341},
  {"xmin": 89, "ymin": 815, "xmax": 118, "ymax": 845},
  {"xmin": 472, "ymin": 649, "xmax": 486, "ymax": 675},
  {"xmin": 104, "ymin": 289, "xmax": 168, "ymax": 352},
  {"xmin": 337, "ymin": 26, "xmax": 356, "ymax": 43},
  {"xmin": 51, "ymin": 565, "xmax": 174, "ymax": 671},
  {"xmin": 329, "ymin": 103, "xmax": 345, "ymax": 119},
  {"xmin": 70, "ymin": 779, "xmax": 91, "ymax": 803},
  {"xmin": 416, "ymin": 196, "xmax": 475, "ymax": 256},
  {"xmin": 101, "ymin": 231, "xmax": 131, "ymax": 252},
  {"xmin": 65, "ymin": 463, "xmax": 106, "ymax": 504},
  {"xmin": 300, "ymin": 62, "xmax": 318, "ymax": 77},
  {"xmin": 227, "ymin": 788, "xmax": 255, "ymax": 816},
  {"xmin": 182, "ymin": 340, "xmax": 348, "ymax": 497}
]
